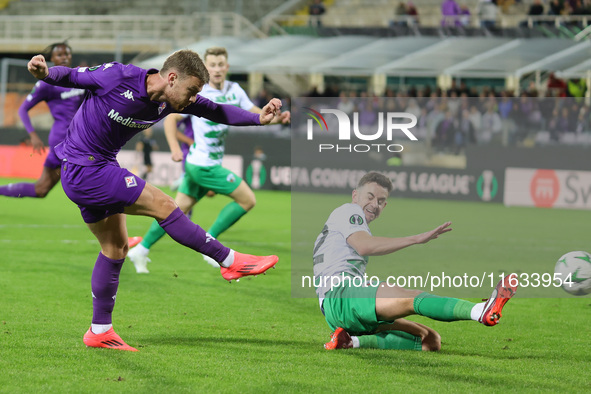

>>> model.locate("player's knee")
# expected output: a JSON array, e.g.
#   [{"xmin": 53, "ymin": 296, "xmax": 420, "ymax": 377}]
[
  {"xmin": 244, "ymin": 194, "xmax": 256, "ymax": 211},
  {"xmin": 160, "ymin": 196, "xmax": 178, "ymax": 215},
  {"xmin": 34, "ymin": 183, "xmax": 51, "ymax": 198}
]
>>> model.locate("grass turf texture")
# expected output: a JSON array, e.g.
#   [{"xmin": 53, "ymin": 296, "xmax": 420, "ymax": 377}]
[{"xmin": 0, "ymin": 177, "xmax": 589, "ymax": 392}]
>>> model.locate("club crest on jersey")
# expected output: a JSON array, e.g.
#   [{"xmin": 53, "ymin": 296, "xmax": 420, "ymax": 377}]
[
  {"xmin": 349, "ymin": 214, "xmax": 364, "ymax": 225},
  {"xmin": 125, "ymin": 176, "xmax": 137, "ymax": 188},
  {"xmin": 158, "ymin": 102, "xmax": 166, "ymax": 115},
  {"xmin": 226, "ymin": 174, "xmax": 236, "ymax": 183}
]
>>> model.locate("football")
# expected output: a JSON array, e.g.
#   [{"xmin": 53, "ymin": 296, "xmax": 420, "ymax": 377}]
[{"xmin": 554, "ymin": 251, "xmax": 591, "ymax": 296}]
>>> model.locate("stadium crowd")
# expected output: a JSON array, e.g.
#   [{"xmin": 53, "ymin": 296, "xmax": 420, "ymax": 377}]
[{"xmin": 301, "ymin": 76, "xmax": 590, "ymax": 151}]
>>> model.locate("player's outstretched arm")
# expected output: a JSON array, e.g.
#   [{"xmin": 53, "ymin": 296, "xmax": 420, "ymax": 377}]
[
  {"xmin": 413, "ymin": 221, "xmax": 452, "ymax": 244},
  {"xmin": 347, "ymin": 222, "xmax": 452, "ymax": 256},
  {"xmin": 28, "ymin": 55, "xmax": 49, "ymax": 80}
]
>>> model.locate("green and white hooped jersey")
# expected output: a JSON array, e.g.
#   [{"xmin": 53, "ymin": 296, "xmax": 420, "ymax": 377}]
[
  {"xmin": 313, "ymin": 203, "xmax": 371, "ymax": 300},
  {"xmin": 184, "ymin": 81, "xmax": 254, "ymax": 167}
]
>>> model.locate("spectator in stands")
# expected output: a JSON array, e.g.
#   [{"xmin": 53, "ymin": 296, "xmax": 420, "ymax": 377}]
[
  {"xmin": 459, "ymin": 3, "xmax": 472, "ymax": 26},
  {"xmin": 459, "ymin": 108, "xmax": 477, "ymax": 144},
  {"xmin": 549, "ymin": 106, "xmax": 573, "ymax": 140},
  {"xmin": 405, "ymin": 98, "xmax": 421, "ymax": 119},
  {"xmin": 359, "ymin": 99, "xmax": 378, "ymax": 127},
  {"xmin": 480, "ymin": 103, "xmax": 502, "ymax": 143},
  {"xmin": 393, "ymin": 1, "xmax": 408, "ymax": 26},
  {"xmin": 435, "ymin": 110, "xmax": 457, "ymax": 151},
  {"xmin": 521, "ymin": 0, "xmax": 545, "ymax": 26},
  {"xmin": 468, "ymin": 105, "xmax": 483, "ymax": 135},
  {"xmin": 309, "ymin": 0, "xmax": 326, "ymax": 27},
  {"xmin": 548, "ymin": 0, "xmax": 564, "ymax": 15},
  {"xmin": 498, "ymin": 91, "xmax": 513, "ymax": 119},
  {"xmin": 575, "ymin": 105, "xmax": 590, "ymax": 133},
  {"xmin": 572, "ymin": 0, "xmax": 591, "ymax": 15},
  {"xmin": 547, "ymin": 72, "xmax": 567, "ymax": 97},
  {"xmin": 447, "ymin": 79, "xmax": 460, "ymax": 96},
  {"xmin": 477, "ymin": 0, "xmax": 498, "ymax": 29},
  {"xmin": 337, "ymin": 91, "xmax": 355, "ymax": 119},
  {"xmin": 407, "ymin": 2, "xmax": 420, "ymax": 25},
  {"xmin": 441, "ymin": 0, "xmax": 462, "ymax": 26},
  {"xmin": 567, "ymin": 78, "xmax": 587, "ymax": 103}
]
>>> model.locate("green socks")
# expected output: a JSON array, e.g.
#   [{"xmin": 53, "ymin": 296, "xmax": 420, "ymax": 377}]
[
  {"xmin": 413, "ymin": 292, "xmax": 475, "ymax": 322},
  {"xmin": 208, "ymin": 202, "xmax": 247, "ymax": 238},
  {"xmin": 358, "ymin": 331, "xmax": 422, "ymax": 350},
  {"xmin": 140, "ymin": 219, "xmax": 167, "ymax": 249},
  {"xmin": 139, "ymin": 202, "xmax": 248, "ymax": 250}
]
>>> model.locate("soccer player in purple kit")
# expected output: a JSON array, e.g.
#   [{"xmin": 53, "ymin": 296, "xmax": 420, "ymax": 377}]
[
  {"xmin": 27, "ymin": 49, "xmax": 282, "ymax": 352},
  {"xmin": 0, "ymin": 42, "xmax": 84, "ymax": 199}
]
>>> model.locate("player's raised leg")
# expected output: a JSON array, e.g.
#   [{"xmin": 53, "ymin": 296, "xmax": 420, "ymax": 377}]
[
  {"xmin": 126, "ymin": 183, "xmax": 277, "ymax": 281},
  {"xmin": 127, "ymin": 191, "xmax": 198, "ymax": 273},
  {"xmin": 478, "ymin": 273, "xmax": 519, "ymax": 326}
]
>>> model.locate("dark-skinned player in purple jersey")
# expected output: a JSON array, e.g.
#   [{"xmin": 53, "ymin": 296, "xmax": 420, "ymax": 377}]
[
  {"xmin": 0, "ymin": 42, "xmax": 84, "ymax": 199},
  {"xmin": 27, "ymin": 49, "xmax": 281, "ymax": 352},
  {"xmin": 1, "ymin": 42, "xmax": 143, "ymax": 248}
]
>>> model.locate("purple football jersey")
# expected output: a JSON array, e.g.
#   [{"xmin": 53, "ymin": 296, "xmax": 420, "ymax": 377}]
[
  {"xmin": 177, "ymin": 116, "xmax": 194, "ymax": 162},
  {"xmin": 42, "ymin": 62, "xmax": 261, "ymax": 166},
  {"xmin": 18, "ymin": 81, "xmax": 85, "ymax": 150}
]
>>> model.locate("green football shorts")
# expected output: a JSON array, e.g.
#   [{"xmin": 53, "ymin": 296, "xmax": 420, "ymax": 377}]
[
  {"xmin": 180, "ymin": 163, "xmax": 243, "ymax": 200},
  {"xmin": 322, "ymin": 282, "xmax": 393, "ymax": 336}
]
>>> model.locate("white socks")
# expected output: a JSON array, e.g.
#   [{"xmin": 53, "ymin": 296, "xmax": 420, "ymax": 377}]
[
  {"xmin": 91, "ymin": 324, "xmax": 112, "ymax": 334},
  {"xmin": 351, "ymin": 336, "xmax": 360, "ymax": 348},
  {"xmin": 133, "ymin": 243, "xmax": 149, "ymax": 256},
  {"xmin": 470, "ymin": 302, "xmax": 486, "ymax": 321},
  {"xmin": 220, "ymin": 250, "xmax": 235, "ymax": 268}
]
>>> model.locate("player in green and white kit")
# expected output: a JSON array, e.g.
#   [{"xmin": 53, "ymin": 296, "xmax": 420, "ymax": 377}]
[
  {"xmin": 317, "ymin": 172, "xmax": 519, "ymax": 351},
  {"xmin": 128, "ymin": 47, "xmax": 290, "ymax": 273}
]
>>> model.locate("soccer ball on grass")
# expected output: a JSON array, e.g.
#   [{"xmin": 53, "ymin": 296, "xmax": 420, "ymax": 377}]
[{"xmin": 554, "ymin": 251, "xmax": 591, "ymax": 296}]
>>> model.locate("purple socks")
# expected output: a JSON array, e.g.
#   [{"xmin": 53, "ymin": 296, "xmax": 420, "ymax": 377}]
[
  {"xmin": 160, "ymin": 207, "xmax": 230, "ymax": 262},
  {"xmin": 0, "ymin": 183, "xmax": 36, "ymax": 198},
  {"xmin": 91, "ymin": 252, "xmax": 124, "ymax": 325}
]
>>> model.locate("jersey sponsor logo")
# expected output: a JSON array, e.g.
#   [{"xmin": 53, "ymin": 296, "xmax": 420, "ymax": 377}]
[
  {"xmin": 60, "ymin": 88, "xmax": 85, "ymax": 100},
  {"xmin": 349, "ymin": 214, "xmax": 364, "ymax": 225},
  {"xmin": 125, "ymin": 175, "xmax": 137, "ymax": 188},
  {"xmin": 120, "ymin": 90, "xmax": 135, "ymax": 101},
  {"xmin": 107, "ymin": 109, "xmax": 153, "ymax": 129}
]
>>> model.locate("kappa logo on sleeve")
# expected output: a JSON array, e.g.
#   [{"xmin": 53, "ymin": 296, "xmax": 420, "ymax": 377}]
[{"xmin": 125, "ymin": 176, "xmax": 137, "ymax": 188}]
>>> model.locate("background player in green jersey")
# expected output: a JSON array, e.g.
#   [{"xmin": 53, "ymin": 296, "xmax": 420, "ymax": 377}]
[{"xmin": 129, "ymin": 47, "xmax": 290, "ymax": 273}]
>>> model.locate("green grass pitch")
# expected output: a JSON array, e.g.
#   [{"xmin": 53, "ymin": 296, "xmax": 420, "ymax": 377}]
[{"xmin": 0, "ymin": 177, "xmax": 590, "ymax": 392}]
